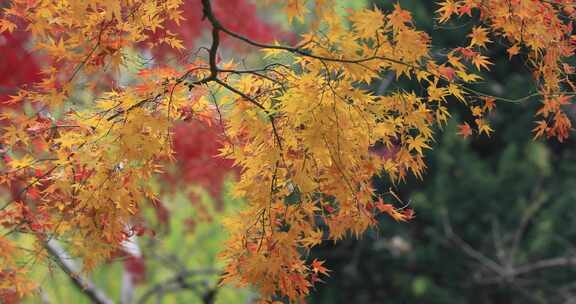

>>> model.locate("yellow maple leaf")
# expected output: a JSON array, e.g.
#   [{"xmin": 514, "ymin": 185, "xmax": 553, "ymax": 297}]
[
  {"xmin": 436, "ymin": 0, "xmax": 458, "ymax": 23},
  {"xmin": 284, "ymin": 0, "xmax": 309, "ymax": 24},
  {"xmin": 349, "ymin": 8, "xmax": 385, "ymax": 38},
  {"xmin": 9, "ymin": 155, "xmax": 35, "ymax": 170},
  {"xmin": 406, "ymin": 135, "xmax": 431, "ymax": 155},
  {"xmin": 468, "ymin": 26, "xmax": 492, "ymax": 48},
  {"xmin": 475, "ymin": 118, "xmax": 494, "ymax": 136}
]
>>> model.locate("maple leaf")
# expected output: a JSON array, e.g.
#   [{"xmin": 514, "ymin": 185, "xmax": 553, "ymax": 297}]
[
  {"xmin": 407, "ymin": 135, "xmax": 431, "ymax": 155},
  {"xmin": 436, "ymin": 0, "xmax": 458, "ymax": 23},
  {"xmin": 471, "ymin": 106, "xmax": 484, "ymax": 117},
  {"xmin": 284, "ymin": 0, "xmax": 308, "ymax": 24},
  {"xmin": 375, "ymin": 199, "xmax": 413, "ymax": 222},
  {"xmin": 507, "ymin": 44, "xmax": 521, "ymax": 59},
  {"xmin": 164, "ymin": 37, "xmax": 185, "ymax": 50},
  {"xmin": 482, "ymin": 97, "xmax": 496, "ymax": 111},
  {"xmin": 457, "ymin": 122, "xmax": 473, "ymax": 138},
  {"xmin": 475, "ymin": 118, "xmax": 494, "ymax": 137},
  {"xmin": 8, "ymin": 155, "xmax": 35, "ymax": 170},
  {"xmin": 456, "ymin": 70, "xmax": 482, "ymax": 82},
  {"xmin": 448, "ymin": 83, "xmax": 465, "ymax": 102},
  {"xmin": 300, "ymin": 229, "xmax": 323, "ymax": 248},
  {"xmin": 402, "ymin": 209, "xmax": 415, "ymax": 220},
  {"xmin": 350, "ymin": 9, "xmax": 385, "ymax": 38},
  {"xmin": 552, "ymin": 111, "xmax": 571, "ymax": 142},
  {"xmin": 471, "ymin": 54, "xmax": 493, "ymax": 71},
  {"xmin": 457, "ymin": 47, "xmax": 477, "ymax": 60},
  {"xmin": 55, "ymin": 134, "xmax": 80, "ymax": 150},
  {"xmin": 311, "ymin": 259, "xmax": 330, "ymax": 276},
  {"xmin": 388, "ymin": 3, "xmax": 412, "ymax": 30},
  {"xmin": 532, "ymin": 120, "xmax": 548, "ymax": 139},
  {"xmin": 468, "ymin": 27, "xmax": 492, "ymax": 48}
]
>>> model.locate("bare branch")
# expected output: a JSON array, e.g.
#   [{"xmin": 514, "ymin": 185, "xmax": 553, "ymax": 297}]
[
  {"xmin": 442, "ymin": 211, "xmax": 508, "ymax": 278},
  {"xmin": 44, "ymin": 240, "xmax": 113, "ymax": 304},
  {"xmin": 137, "ymin": 268, "xmax": 220, "ymax": 304},
  {"xmin": 514, "ymin": 256, "xmax": 576, "ymax": 276}
]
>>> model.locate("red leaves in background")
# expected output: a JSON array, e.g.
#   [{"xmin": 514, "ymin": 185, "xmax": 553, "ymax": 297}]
[
  {"xmin": 0, "ymin": 281, "xmax": 19, "ymax": 304},
  {"xmin": 166, "ymin": 120, "xmax": 238, "ymax": 206},
  {"xmin": 151, "ymin": 0, "xmax": 288, "ymax": 58},
  {"xmin": 0, "ymin": 32, "xmax": 41, "ymax": 101},
  {"xmin": 123, "ymin": 256, "xmax": 147, "ymax": 284}
]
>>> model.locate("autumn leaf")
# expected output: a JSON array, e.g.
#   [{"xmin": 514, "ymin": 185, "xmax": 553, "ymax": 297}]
[
  {"xmin": 436, "ymin": 0, "xmax": 458, "ymax": 23},
  {"xmin": 311, "ymin": 259, "xmax": 330, "ymax": 276},
  {"xmin": 532, "ymin": 120, "xmax": 548, "ymax": 139},
  {"xmin": 407, "ymin": 135, "xmax": 431, "ymax": 155},
  {"xmin": 482, "ymin": 97, "xmax": 496, "ymax": 112},
  {"xmin": 475, "ymin": 118, "xmax": 494, "ymax": 137},
  {"xmin": 468, "ymin": 26, "xmax": 492, "ymax": 48},
  {"xmin": 350, "ymin": 9, "xmax": 385, "ymax": 38},
  {"xmin": 8, "ymin": 155, "xmax": 35, "ymax": 170},
  {"xmin": 457, "ymin": 122, "xmax": 473, "ymax": 138},
  {"xmin": 507, "ymin": 44, "xmax": 521, "ymax": 59},
  {"xmin": 375, "ymin": 199, "xmax": 413, "ymax": 222},
  {"xmin": 471, "ymin": 106, "xmax": 484, "ymax": 117},
  {"xmin": 472, "ymin": 54, "xmax": 493, "ymax": 71},
  {"xmin": 284, "ymin": 0, "xmax": 309, "ymax": 23}
]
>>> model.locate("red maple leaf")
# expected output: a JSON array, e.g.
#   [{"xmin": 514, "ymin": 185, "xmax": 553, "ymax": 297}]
[{"xmin": 457, "ymin": 122, "xmax": 473, "ymax": 138}]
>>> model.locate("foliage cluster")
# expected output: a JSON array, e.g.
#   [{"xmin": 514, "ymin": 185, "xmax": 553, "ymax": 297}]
[{"xmin": 0, "ymin": 0, "xmax": 574, "ymax": 302}]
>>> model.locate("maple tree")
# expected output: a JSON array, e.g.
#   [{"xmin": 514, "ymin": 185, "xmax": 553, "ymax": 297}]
[{"xmin": 0, "ymin": 0, "xmax": 574, "ymax": 302}]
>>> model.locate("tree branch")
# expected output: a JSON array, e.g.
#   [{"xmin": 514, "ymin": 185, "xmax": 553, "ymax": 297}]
[
  {"xmin": 514, "ymin": 256, "xmax": 576, "ymax": 276},
  {"xmin": 44, "ymin": 240, "xmax": 113, "ymax": 304},
  {"xmin": 213, "ymin": 78, "xmax": 284, "ymax": 150},
  {"xmin": 137, "ymin": 268, "xmax": 219, "ymax": 304}
]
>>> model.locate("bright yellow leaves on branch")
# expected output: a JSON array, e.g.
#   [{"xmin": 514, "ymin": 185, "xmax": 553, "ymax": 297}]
[
  {"xmin": 0, "ymin": 0, "xmax": 188, "ymax": 298},
  {"xmin": 436, "ymin": 0, "xmax": 575, "ymax": 141},
  {"xmin": 218, "ymin": 3, "xmax": 488, "ymax": 301},
  {"xmin": 0, "ymin": 0, "xmax": 574, "ymax": 302}
]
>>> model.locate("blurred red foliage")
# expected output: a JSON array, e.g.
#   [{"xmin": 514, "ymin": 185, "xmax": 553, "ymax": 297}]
[
  {"xmin": 151, "ymin": 0, "xmax": 287, "ymax": 57},
  {"xmin": 167, "ymin": 121, "xmax": 238, "ymax": 207},
  {"xmin": 0, "ymin": 31, "xmax": 41, "ymax": 101}
]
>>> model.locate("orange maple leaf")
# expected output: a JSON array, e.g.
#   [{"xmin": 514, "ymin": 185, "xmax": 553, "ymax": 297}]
[
  {"xmin": 507, "ymin": 44, "xmax": 520, "ymax": 59},
  {"xmin": 375, "ymin": 198, "xmax": 413, "ymax": 222},
  {"xmin": 532, "ymin": 120, "xmax": 548, "ymax": 139},
  {"xmin": 482, "ymin": 97, "xmax": 496, "ymax": 112},
  {"xmin": 311, "ymin": 259, "xmax": 330, "ymax": 276},
  {"xmin": 472, "ymin": 54, "xmax": 493, "ymax": 71}
]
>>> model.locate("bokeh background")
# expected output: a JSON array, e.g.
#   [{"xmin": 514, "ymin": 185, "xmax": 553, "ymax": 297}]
[{"xmin": 1, "ymin": 0, "xmax": 575, "ymax": 303}]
